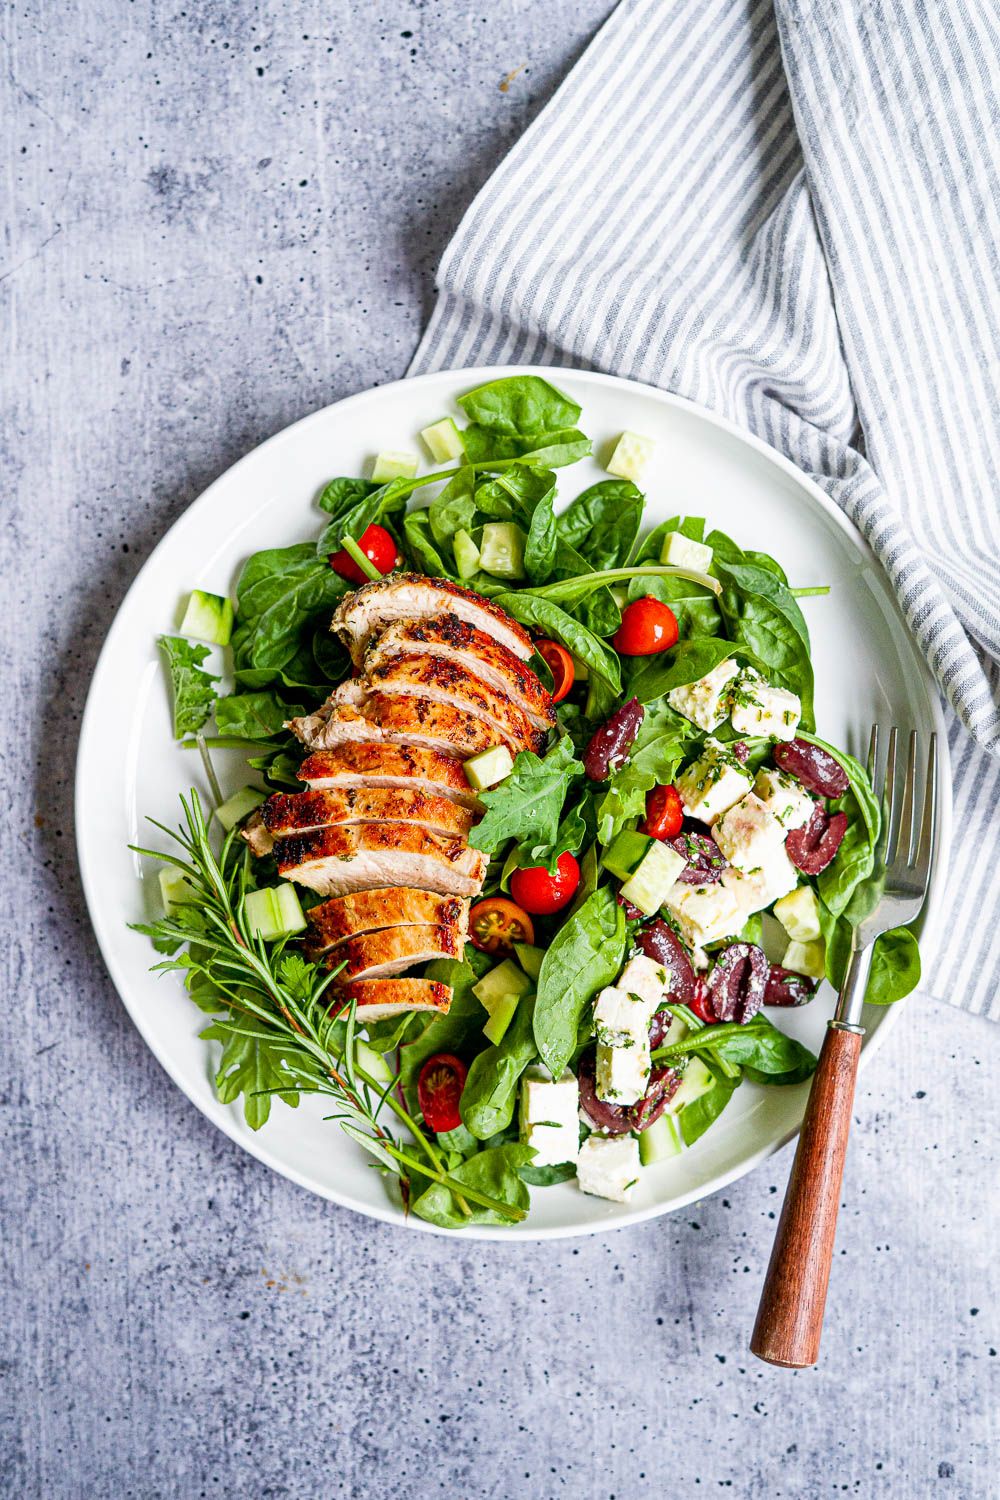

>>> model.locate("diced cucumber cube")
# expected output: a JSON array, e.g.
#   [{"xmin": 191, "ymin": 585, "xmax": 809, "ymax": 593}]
[
  {"xmin": 666, "ymin": 1056, "xmax": 715, "ymax": 1115},
  {"xmin": 159, "ymin": 867, "xmax": 194, "ymax": 916},
  {"xmin": 420, "ymin": 417, "xmax": 465, "ymax": 463},
  {"xmin": 479, "ymin": 521, "xmax": 526, "ymax": 579},
  {"xmin": 483, "ymin": 992, "xmax": 521, "ymax": 1045},
  {"xmin": 213, "ymin": 785, "xmax": 266, "ymax": 832},
  {"xmin": 244, "ymin": 883, "xmax": 307, "ymax": 942},
  {"xmin": 639, "ymin": 1113, "xmax": 682, "ymax": 1165},
  {"xmin": 659, "ymin": 531, "xmax": 714, "ymax": 574},
  {"xmin": 783, "ymin": 937, "xmax": 826, "ymax": 980},
  {"xmin": 464, "ymin": 745, "xmax": 514, "ymax": 791},
  {"xmin": 180, "ymin": 589, "xmax": 234, "ymax": 646},
  {"xmin": 773, "ymin": 885, "xmax": 822, "ymax": 943},
  {"xmin": 514, "ymin": 943, "xmax": 545, "ymax": 982},
  {"xmin": 473, "ymin": 958, "xmax": 533, "ymax": 1011},
  {"xmin": 607, "ymin": 430, "xmax": 656, "ymax": 483},
  {"xmin": 354, "ymin": 1040, "xmax": 394, "ymax": 1086},
  {"xmin": 603, "ymin": 829, "xmax": 653, "ymax": 882},
  {"xmin": 371, "ymin": 450, "xmax": 419, "ymax": 483},
  {"xmin": 619, "ymin": 840, "xmax": 687, "ymax": 917},
  {"xmin": 453, "ymin": 528, "xmax": 481, "ymax": 580}
]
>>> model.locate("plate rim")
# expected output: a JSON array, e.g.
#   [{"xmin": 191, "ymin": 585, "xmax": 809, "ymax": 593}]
[{"xmin": 75, "ymin": 363, "xmax": 952, "ymax": 1240}]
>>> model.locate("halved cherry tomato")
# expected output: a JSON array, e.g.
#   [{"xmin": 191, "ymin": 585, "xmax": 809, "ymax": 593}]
[
  {"xmin": 613, "ymin": 596, "xmax": 679, "ymax": 656},
  {"xmin": 643, "ymin": 783, "xmax": 684, "ymax": 841},
  {"xmin": 469, "ymin": 897, "xmax": 535, "ymax": 955},
  {"xmin": 510, "ymin": 850, "xmax": 581, "ymax": 916},
  {"xmin": 330, "ymin": 523, "xmax": 400, "ymax": 583},
  {"xmin": 687, "ymin": 982, "xmax": 717, "ymax": 1026},
  {"xmin": 537, "ymin": 640, "xmax": 575, "ymax": 703},
  {"xmin": 417, "ymin": 1053, "xmax": 468, "ymax": 1134}
]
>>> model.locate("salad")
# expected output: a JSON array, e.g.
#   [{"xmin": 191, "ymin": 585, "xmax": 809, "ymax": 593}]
[{"xmin": 135, "ymin": 375, "xmax": 920, "ymax": 1228}]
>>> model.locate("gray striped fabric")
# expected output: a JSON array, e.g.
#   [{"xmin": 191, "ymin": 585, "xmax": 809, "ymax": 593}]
[{"xmin": 409, "ymin": 0, "xmax": 1000, "ymax": 1019}]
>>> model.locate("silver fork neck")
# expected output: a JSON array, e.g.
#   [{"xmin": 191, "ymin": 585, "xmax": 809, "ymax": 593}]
[{"xmin": 832, "ymin": 940, "xmax": 875, "ymax": 1034}]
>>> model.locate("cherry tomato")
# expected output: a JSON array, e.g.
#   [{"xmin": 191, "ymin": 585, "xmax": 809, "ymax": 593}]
[
  {"xmin": 330, "ymin": 523, "xmax": 400, "ymax": 583},
  {"xmin": 417, "ymin": 1053, "xmax": 468, "ymax": 1134},
  {"xmin": 469, "ymin": 897, "xmax": 535, "ymax": 955},
  {"xmin": 643, "ymin": 783, "xmax": 684, "ymax": 841},
  {"xmin": 510, "ymin": 851, "xmax": 581, "ymax": 915},
  {"xmin": 536, "ymin": 640, "xmax": 575, "ymax": 703},
  {"xmin": 687, "ymin": 982, "xmax": 717, "ymax": 1025},
  {"xmin": 613, "ymin": 596, "xmax": 679, "ymax": 656}
]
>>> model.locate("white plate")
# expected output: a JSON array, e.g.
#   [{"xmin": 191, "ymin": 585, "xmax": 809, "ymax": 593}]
[{"xmin": 76, "ymin": 366, "xmax": 951, "ymax": 1239}]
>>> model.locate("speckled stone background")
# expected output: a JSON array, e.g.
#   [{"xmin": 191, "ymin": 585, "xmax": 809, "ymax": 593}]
[{"xmin": 3, "ymin": 3, "xmax": 998, "ymax": 1496}]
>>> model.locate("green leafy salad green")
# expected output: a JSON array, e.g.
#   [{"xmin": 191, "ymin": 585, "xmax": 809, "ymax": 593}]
[{"xmin": 138, "ymin": 374, "xmax": 921, "ymax": 1228}]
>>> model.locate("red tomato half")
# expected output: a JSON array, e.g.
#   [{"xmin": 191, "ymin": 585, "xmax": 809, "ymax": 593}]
[
  {"xmin": 537, "ymin": 640, "xmax": 575, "ymax": 703},
  {"xmin": 643, "ymin": 783, "xmax": 684, "ymax": 841},
  {"xmin": 510, "ymin": 851, "xmax": 581, "ymax": 916},
  {"xmin": 613, "ymin": 596, "xmax": 679, "ymax": 656},
  {"xmin": 417, "ymin": 1053, "xmax": 468, "ymax": 1134},
  {"xmin": 330, "ymin": 523, "xmax": 400, "ymax": 583},
  {"xmin": 469, "ymin": 897, "xmax": 535, "ymax": 955}
]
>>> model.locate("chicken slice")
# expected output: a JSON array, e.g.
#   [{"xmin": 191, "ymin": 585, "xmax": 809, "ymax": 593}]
[
  {"xmin": 297, "ymin": 744, "xmax": 481, "ymax": 809},
  {"xmin": 304, "ymin": 888, "xmax": 469, "ymax": 958},
  {"xmin": 325, "ymin": 923, "xmax": 465, "ymax": 982},
  {"xmin": 288, "ymin": 692, "xmax": 514, "ymax": 758},
  {"xmin": 333, "ymin": 572, "xmax": 532, "ymax": 667},
  {"xmin": 364, "ymin": 616, "xmax": 555, "ymax": 732},
  {"xmin": 262, "ymin": 786, "xmax": 475, "ymax": 840},
  {"xmin": 274, "ymin": 822, "xmax": 487, "ymax": 898},
  {"xmin": 361, "ymin": 654, "xmax": 546, "ymax": 754},
  {"xmin": 332, "ymin": 977, "xmax": 452, "ymax": 1023}
]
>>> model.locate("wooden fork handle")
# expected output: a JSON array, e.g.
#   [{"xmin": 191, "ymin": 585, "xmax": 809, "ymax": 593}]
[{"xmin": 750, "ymin": 1023, "xmax": 863, "ymax": 1368}]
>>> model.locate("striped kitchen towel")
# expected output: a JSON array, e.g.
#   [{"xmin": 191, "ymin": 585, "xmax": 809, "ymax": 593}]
[{"xmin": 410, "ymin": 0, "xmax": 1000, "ymax": 1019}]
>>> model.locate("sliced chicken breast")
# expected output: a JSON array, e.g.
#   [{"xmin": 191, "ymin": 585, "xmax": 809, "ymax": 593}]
[
  {"xmin": 325, "ymin": 923, "xmax": 464, "ymax": 982},
  {"xmin": 296, "ymin": 744, "xmax": 481, "ymax": 809},
  {"xmin": 262, "ymin": 786, "xmax": 474, "ymax": 840},
  {"xmin": 333, "ymin": 573, "xmax": 533, "ymax": 666},
  {"xmin": 364, "ymin": 616, "xmax": 555, "ymax": 732},
  {"xmin": 305, "ymin": 888, "xmax": 469, "ymax": 958},
  {"xmin": 332, "ymin": 977, "xmax": 452, "ymax": 1023},
  {"xmin": 361, "ymin": 654, "xmax": 546, "ymax": 754},
  {"xmin": 274, "ymin": 822, "xmax": 487, "ymax": 897},
  {"xmin": 288, "ymin": 692, "xmax": 511, "ymax": 758}
]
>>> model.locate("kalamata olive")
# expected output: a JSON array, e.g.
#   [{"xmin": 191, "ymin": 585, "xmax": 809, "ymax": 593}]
[
  {"xmin": 669, "ymin": 831, "xmax": 729, "ymax": 885},
  {"xmin": 617, "ymin": 893, "xmax": 644, "ymax": 922},
  {"xmin": 638, "ymin": 919, "xmax": 697, "ymax": 1005},
  {"xmin": 630, "ymin": 1066, "xmax": 682, "ymax": 1131},
  {"xmin": 773, "ymin": 738, "xmax": 849, "ymax": 798},
  {"xmin": 583, "ymin": 696, "xmax": 644, "ymax": 781},
  {"xmin": 707, "ymin": 941, "xmax": 769, "ymax": 1025},
  {"xmin": 785, "ymin": 804, "xmax": 848, "ymax": 875},
  {"xmin": 764, "ymin": 965, "xmax": 817, "ymax": 1007},
  {"xmin": 731, "ymin": 739, "xmax": 750, "ymax": 764},
  {"xmin": 578, "ymin": 1049, "xmax": 681, "ymax": 1134}
]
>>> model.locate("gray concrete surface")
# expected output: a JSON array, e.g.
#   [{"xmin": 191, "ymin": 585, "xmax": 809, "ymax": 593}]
[{"xmin": 2, "ymin": 2, "xmax": 997, "ymax": 1496}]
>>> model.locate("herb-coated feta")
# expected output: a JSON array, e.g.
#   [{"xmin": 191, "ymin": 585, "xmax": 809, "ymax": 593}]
[
  {"xmin": 520, "ymin": 1067, "xmax": 580, "ymax": 1167},
  {"xmin": 675, "ymin": 738, "xmax": 753, "ymax": 824},
  {"xmin": 667, "ymin": 658, "xmax": 740, "ymax": 732},
  {"xmin": 729, "ymin": 668, "xmax": 801, "ymax": 741},
  {"xmin": 576, "ymin": 1133, "xmax": 642, "ymax": 1203},
  {"xmin": 713, "ymin": 791, "xmax": 787, "ymax": 872},
  {"xmin": 617, "ymin": 954, "xmax": 669, "ymax": 1009},
  {"xmin": 663, "ymin": 880, "xmax": 742, "ymax": 947},
  {"xmin": 721, "ymin": 848, "xmax": 799, "ymax": 916},
  {"xmin": 753, "ymin": 766, "xmax": 815, "ymax": 829},
  {"xmin": 660, "ymin": 530, "xmax": 714, "ymax": 574},
  {"xmin": 593, "ymin": 985, "xmax": 655, "ymax": 1046},
  {"xmin": 596, "ymin": 1036, "xmax": 651, "ymax": 1106}
]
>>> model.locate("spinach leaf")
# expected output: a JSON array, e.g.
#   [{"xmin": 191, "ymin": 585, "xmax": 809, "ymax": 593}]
[
  {"xmin": 678, "ymin": 1063, "xmax": 739, "ymax": 1145},
  {"xmin": 555, "ymin": 480, "xmax": 644, "ymax": 570},
  {"xmin": 462, "ymin": 427, "xmax": 591, "ymax": 468},
  {"xmin": 823, "ymin": 917, "xmax": 921, "ymax": 1005},
  {"xmin": 398, "ymin": 958, "xmax": 490, "ymax": 1103},
  {"xmin": 410, "ymin": 1143, "xmax": 533, "ymax": 1228},
  {"xmin": 627, "ymin": 637, "xmax": 745, "ymax": 705},
  {"xmin": 706, "ymin": 1017, "xmax": 817, "ymax": 1085},
  {"xmin": 428, "ymin": 467, "xmax": 477, "ymax": 548},
  {"xmin": 158, "ymin": 636, "xmax": 219, "ymax": 737},
  {"xmin": 523, "ymin": 476, "xmax": 560, "ymax": 584},
  {"xmin": 627, "ymin": 573, "xmax": 721, "ymax": 637},
  {"xmin": 798, "ymin": 732, "xmax": 881, "ymax": 917},
  {"xmin": 214, "ymin": 690, "xmax": 306, "ymax": 741},
  {"xmin": 518, "ymin": 1161, "xmax": 578, "ymax": 1187},
  {"xmin": 402, "ymin": 508, "xmax": 452, "ymax": 578},
  {"xmin": 469, "ymin": 736, "xmax": 583, "ymax": 856},
  {"xmin": 231, "ymin": 544, "xmax": 349, "ymax": 688},
  {"xmin": 533, "ymin": 887, "xmax": 626, "ymax": 1076},
  {"xmin": 709, "ymin": 538, "xmax": 815, "ymax": 727},
  {"xmin": 460, "ymin": 997, "xmax": 538, "ymax": 1140},
  {"xmin": 493, "ymin": 591, "xmax": 622, "ymax": 692},
  {"xmin": 315, "ymin": 475, "xmax": 411, "ymax": 557},
  {"xmin": 457, "ymin": 375, "xmax": 581, "ymax": 435},
  {"xmin": 316, "ymin": 476, "xmax": 378, "ymax": 517}
]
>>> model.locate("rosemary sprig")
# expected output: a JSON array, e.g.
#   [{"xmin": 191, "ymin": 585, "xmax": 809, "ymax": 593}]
[{"xmin": 131, "ymin": 791, "xmax": 524, "ymax": 1223}]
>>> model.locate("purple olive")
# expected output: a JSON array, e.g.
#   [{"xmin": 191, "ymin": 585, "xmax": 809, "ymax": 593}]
[
  {"xmin": 707, "ymin": 942, "xmax": 769, "ymax": 1025},
  {"xmin": 669, "ymin": 831, "xmax": 729, "ymax": 885},
  {"xmin": 638, "ymin": 919, "xmax": 697, "ymax": 1006},
  {"xmin": 617, "ymin": 893, "xmax": 644, "ymax": 923},
  {"xmin": 773, "ymin": 738, "xmax": 849, "ymax": 798},
  {"xmin": 583, "ymin": 696, "xmax": 644, "ymax": 781},
  {"xmin": 578, "ymin": 1050, "xmax": 681, "ymax": 1134},
  {"xmin": 764, "ymin": 965, "xmax": 817, "ymax": 1007},
  {"xmin": 785, "ymin": 805, "xmax": 847, "ymax": 875},
  {"xmin": 731, "ymin": 739, "xmax": 750, "ymax": 764}
]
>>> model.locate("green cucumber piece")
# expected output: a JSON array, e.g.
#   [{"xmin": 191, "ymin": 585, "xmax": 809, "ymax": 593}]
[
  {"xmin": 244, "ymin": 883, "xmax": 307, "ymax": 942},
  {"xmin": 639, "ymin": 1113, "xmax": 682, "ymax": 1164},
  {"xmin": 159, "ymin": 868, "xmax": 194, "ymax": 916},
  {"xmin": 514, "ymin": 943, "xmax": 545, "ymax": 982},
  {"xmin": 479, "ymin": 521, "xmax": 526, "ymax": 579},
  {"xmin": 354, "ymin": 1040, "xmax": 394, "ymax": 1086},
  {"xmin": 464, "ymin": 745, "xmax": 514, "ymax": 791},
  {"xmin": 473, "ymin": 958, "xmax": 533, "ymax": 1011},
  {"xmin": 213, "ymin": 785, "xmax": 266, "ymax": 832},
  {"xmin": 482, "ymin": 992, "xmax": 521, "ymax": 1045},
  {"xmin": 420, "ymin": 417, "xmax": 465, "ymax": 463},
  {"xmin": 606, "ymin": 430, "xmax": 656, "ymax": 482},
  {"xmin": 453, "ymin": 528, "xmax": 481, "ymax": 580},
  {"xmin": 602, "ymin": 829, "xmax": 653, "ymax": 882},
  {"xmin": 179, "ymin": 588, "xmax": 234, "ymax": 646},
  {"xmin": 620, "ymin": 840, "xmax": 687, "ymax": 917},
  {"xmin": 371, "ymin": 450, "xmax": 419, "ymax": 483},
  {"xmin": 666, "ymin": 1056, "xmax": 715, "ymax": 1115}
]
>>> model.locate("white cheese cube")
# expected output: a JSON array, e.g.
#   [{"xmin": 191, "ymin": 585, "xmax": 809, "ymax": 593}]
[
  {"xmin": 660, "ymin": 531, "xmax": 714, "ymax": 574},
  {"xmin": 783, "ymin": 938, "xmax": 826, "ymax": 980},
  {"xmin": 773, "ymin": 884, "xmax": 822, "ymax": 942},
  {"xmin": 596, "ymin": 1037, "xmax": 651, "ymax": 1106},
  {"xmin": 520, "ymin": 1067, "xmax": 580, "ymax": 1167},
  {"xmin": 722, "ymin": 848, "xmax": 799, "ymax": 916},
  {"xmin": 713, "ymin": 792, "xmax": 787, "ymax": 872},
  {"xmin": 663, "ymin": 880, "xmax": 741, "ymax": 947},
  {"xmin": 593, "ymin": 985, "xmax": 654, "ymax": 1046},
  {"xmin": 667, "ymin": 659, "xmax": 740, "ymax": 732},
  {"xmin": 675, "ymin": 739, "xmax": 752, "ymax": 824},
  {"xmin": 730, "ymin": 669, "xmax": 801, "ymax": 741},
  {"xmin": 577, "ymin": 1134, "xmax": 642, "ymax": 1203},
  {"xmin": 616, "ymin": 955, "xmax": 669, "ymax": 1010},
  {"xmin": 753, "ymin": 766, "xmax": 815, "ymax": 830}
]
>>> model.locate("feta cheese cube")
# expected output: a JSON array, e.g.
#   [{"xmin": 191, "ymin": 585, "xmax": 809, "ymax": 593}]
[
  {"xmin": 713, "ymin": 792, "xmax": 787, "ymax": 872},
  {"xmin": 753, "ymin": 766, "xmax": 815, "ymax": 829},
  {"xmin": 663, "ymin": 880, "xmax": 741, "ymax": 947},
  {"xmin": 616, "ymin": 955, "xmax": 669, "ymax": 1010},
  {"xmin": 773, "ymin": 884, "xmax": 823, "ymax": 942},
  {"xmin": 520, "ymin": 1067, "xmax": 580, "ymax": 1167},
  {"xmin": 596, "ymin": 1036, "xmax": 651, "ymax": 1106},
  {"xmin": 660, "ymin": 531, "xmax": 714, "ymax": 574},
  {"xmin": 721, "ymin": 848, "xmax": 799, "ymax": 916},
  {"xmin": 593, "ymin": 985, "xmax": 655, "ymax": 1046},
  {"xmin": 783, "ymin": 938, "xmax": 826, "ymax": 980},
  {"xmin": 577, "ymin": 1134, "xmax": 642, "ymax": 1203},
  {"xmin": 667, "ymin": 659, "xmax": 739, "ymax": 732},
  {"xmin": 729, "ymin": 669, "xmax": 801, "ymax": 741},
  {"xmin": 675, "ymin": 738, "xmax": 753, "ymax": 824}
]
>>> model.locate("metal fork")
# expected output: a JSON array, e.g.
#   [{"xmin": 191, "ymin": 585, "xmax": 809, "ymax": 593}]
[{"xmin": 750, "ymin": 726, "xmax": 937, "ymax": 1368}]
